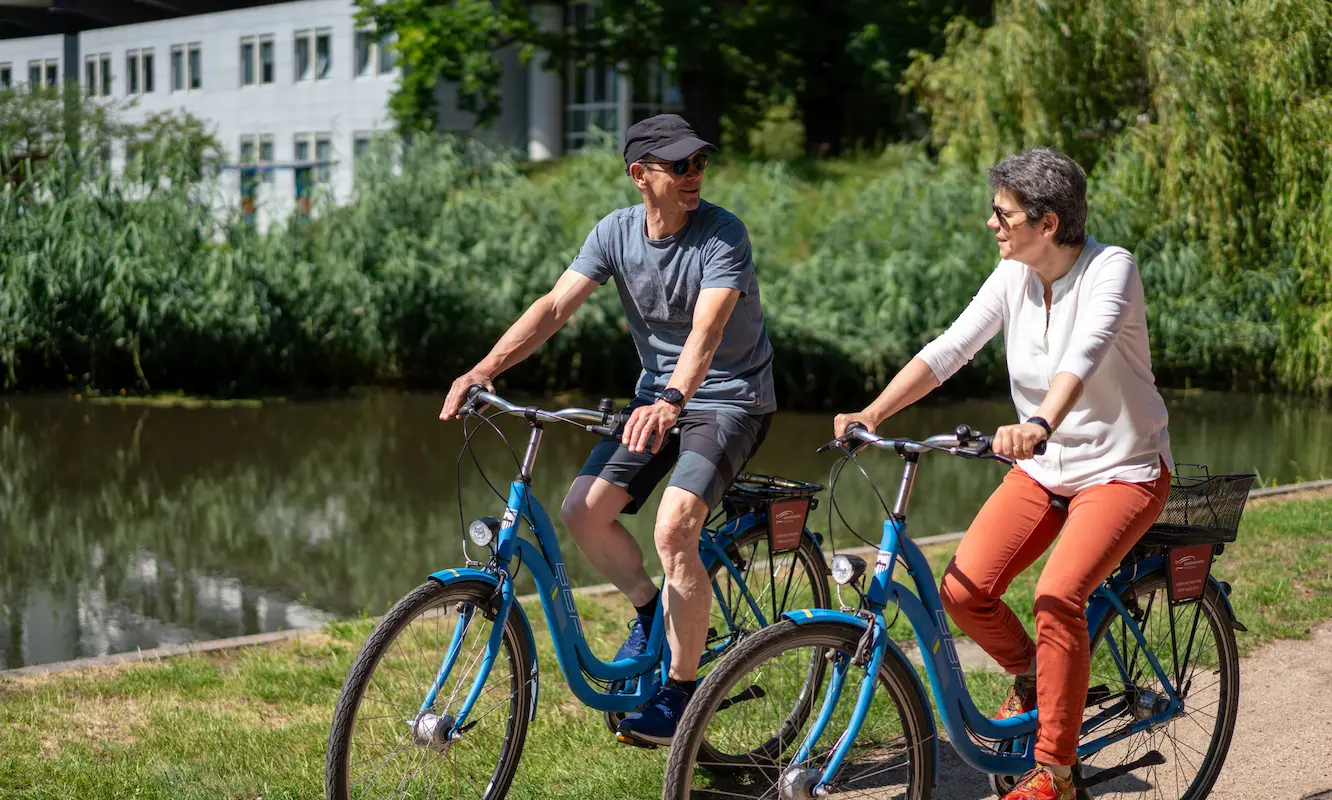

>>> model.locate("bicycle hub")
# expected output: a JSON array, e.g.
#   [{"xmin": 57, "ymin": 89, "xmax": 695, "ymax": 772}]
[
  {"xmin": 410, "ymin": 712, "xmax": 456, "ymax": 754},
  {"xmin": 778, "ymin": 767, "xmax": 821, "ymax": 800}
]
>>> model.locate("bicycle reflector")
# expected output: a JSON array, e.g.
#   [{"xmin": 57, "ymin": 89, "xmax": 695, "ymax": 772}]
[
  {"xmin": 468, "ymin": 516, "xmax": 500, "ymax": 548},
  {"xmin": 830, "ymin": 554, "xmax": 867, "ymax": 586}
]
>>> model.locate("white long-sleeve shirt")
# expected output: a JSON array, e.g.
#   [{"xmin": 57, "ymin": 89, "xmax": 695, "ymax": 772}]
[{"xmin": 917, "ymin": 236, "xmax": 1173, "ymax": 495}]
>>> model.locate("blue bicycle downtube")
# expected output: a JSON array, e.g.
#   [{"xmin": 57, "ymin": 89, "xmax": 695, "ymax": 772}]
[
  {"xmin": 792, "ymin": 651, "xmax": 852, "ymax": 765},
  {"xmin": 420, "ymin": 603, "xmax": 476, "ymax": 713},
  {"xmin": 450, "ymin": 583, "xmax": 517, "ymax": 732},
  {"xmin": 817, "ymin": 619, "xmax": 890, "ymax": 791}
]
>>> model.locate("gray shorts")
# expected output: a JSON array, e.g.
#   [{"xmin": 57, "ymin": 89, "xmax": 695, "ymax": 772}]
[{"xmin": 578, "ymin": 399, "xmax": 773, "ymax": 514}]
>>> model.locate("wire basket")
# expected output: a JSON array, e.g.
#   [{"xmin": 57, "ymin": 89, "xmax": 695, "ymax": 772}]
[
  {"xmin": 1140, "ymin": 465, "xmax": 1256, "ymax": 546},
  {"xmin": 722, "ymin": 472, "xmax": 823, "ymax": 514}
]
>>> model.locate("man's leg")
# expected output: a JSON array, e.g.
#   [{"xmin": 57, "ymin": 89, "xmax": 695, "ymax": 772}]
[
  {"xmin": 561, "ymin": 475, "xmax": 657, "ymax": 607},
  {"xmin": 654, "ymin": 486, "xmax": 712, "ymax": 682}
]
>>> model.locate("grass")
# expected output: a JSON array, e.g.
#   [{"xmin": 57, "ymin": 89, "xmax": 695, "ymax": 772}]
[{"xmin": 1, "ymin": 492, "xmax": 1328, "ymax": 798}]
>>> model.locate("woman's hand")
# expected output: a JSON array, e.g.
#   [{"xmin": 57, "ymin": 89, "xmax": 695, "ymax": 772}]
[
  {"xmin": 992, "ymin": 422, "xmax": 1049, "ymax": 461},
  {"xmin": 834, "ymin": 410, "xmax": 881, "ymax": 438}
]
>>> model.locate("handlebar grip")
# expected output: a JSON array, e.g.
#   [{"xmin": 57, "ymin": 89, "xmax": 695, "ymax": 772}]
[
  {"xmin": 465, "ymin": 384, "xmax": 485, "ymax": 400},
  {"xmin": 844, "ymin": 421, "xmax": 868, "ymax": 435},
  {"xmin": 1034, "ymin": 440, "xmax": 1047, "ymax": 456}
]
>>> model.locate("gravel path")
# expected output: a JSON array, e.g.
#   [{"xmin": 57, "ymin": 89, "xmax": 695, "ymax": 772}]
[{"xmin": 933, "ymin": 623, "xmax": 1332, "ymax": 799}]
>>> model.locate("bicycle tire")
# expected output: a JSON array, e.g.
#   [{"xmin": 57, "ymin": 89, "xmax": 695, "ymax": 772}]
[
  {"xmin": 1077, "ymin": 573, "xmax": 1239, "ymax": 799},
  {"xmin": 603, "ymin": 525, "xmax": 831, "ymax": 741},
  {"xmin": 663, "ymin": 619, "xmax": 935, "ymax": 800},
  {"xmin": 326, "ymin": 579, "xmax": 535, "ymax": 800}
]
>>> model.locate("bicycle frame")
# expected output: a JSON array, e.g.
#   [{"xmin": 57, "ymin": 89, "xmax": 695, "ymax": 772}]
[
  {"xmin": 426, "ymin": 477, "xmax": 802, "ymax": 734},
  {"xmin": 791, "ymin": 454, "xmax": 1192, "ymax": 790}
]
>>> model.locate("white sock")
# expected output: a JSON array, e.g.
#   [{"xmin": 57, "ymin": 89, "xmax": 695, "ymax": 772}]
[{"xmin": 1044, "ymin": 763, "xmax": 1072, "ymax": 780}]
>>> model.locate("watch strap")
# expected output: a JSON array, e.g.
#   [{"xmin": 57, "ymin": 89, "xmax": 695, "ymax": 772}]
[{"xmin": 1026, "ymin": 416, "xmax": 1053, "ymax": 438}]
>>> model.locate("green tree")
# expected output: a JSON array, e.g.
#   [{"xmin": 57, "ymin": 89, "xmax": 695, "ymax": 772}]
[
  {"xmin": 355, "ymin": 0, "xmax": 989, "ymax": 154},
  {"xmin": 907, "ymin": 0, "xmax": 1332, "ymax": 392}
]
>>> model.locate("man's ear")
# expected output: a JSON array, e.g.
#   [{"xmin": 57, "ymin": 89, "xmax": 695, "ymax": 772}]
[{"xmin": 628, "ymin": 162, "xmax": 645, "ymax": 187}]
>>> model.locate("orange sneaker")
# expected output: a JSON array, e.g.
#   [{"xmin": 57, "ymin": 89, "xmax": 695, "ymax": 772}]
[
  {"xmin": 1001, "ymin": 765, "xmax": 1075, "ymax": 800},
  {"xmin": 997, "ymin": 673, "xmax": 1036, "ymax": 719}
]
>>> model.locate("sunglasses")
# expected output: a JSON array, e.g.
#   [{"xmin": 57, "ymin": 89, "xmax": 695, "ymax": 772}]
[
  {"xmin": 638, "ymin": 153, "xmax": 710, "ymax": 176},
  {"xmin": 992, "ymin": 204, "xmax": 1024, "ymax": 229}
]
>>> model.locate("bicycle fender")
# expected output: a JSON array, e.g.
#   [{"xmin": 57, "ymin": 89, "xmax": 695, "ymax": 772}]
[
  {"xmin": 428, "ymin": 568, "xmax": 542, "ymax": 719},
  {"xmin": 1123, "ymin": 563, "xmax": 1248, "ymax": 633},
  {"xmin": 783, "ymin": 609, "xmax": 939, "ymax": 787}
]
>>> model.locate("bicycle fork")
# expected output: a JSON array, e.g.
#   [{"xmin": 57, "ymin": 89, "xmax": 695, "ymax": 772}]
[
  {"xmin": 784, "ymin": 614, "xmax": 891, "ymax": 798},
  {"xmin": 410, "ymin": 575, "xmax": 519, "ymax": 751}
]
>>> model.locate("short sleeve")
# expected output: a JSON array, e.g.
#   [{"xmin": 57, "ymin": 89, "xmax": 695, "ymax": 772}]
[
  {"xmin": 569, "ymin": 216, "xmax": 615, "ymax": 285},
  {"xmin": 701, "ymin": 217, "xmax": 753, "ymax": 294}
]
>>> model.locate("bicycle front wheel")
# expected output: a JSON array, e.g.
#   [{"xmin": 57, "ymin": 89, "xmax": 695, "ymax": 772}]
[
  {"xmin": 326, "ymin": 579, "xmax": 535, "ymax": 800},
  {"xmin": 664, "ymin": 619, "xmax": 935, "ymax": 800},
  {"xmin": 1077, "ymin": 573, "xmax": 1240, "ymax": 799}
]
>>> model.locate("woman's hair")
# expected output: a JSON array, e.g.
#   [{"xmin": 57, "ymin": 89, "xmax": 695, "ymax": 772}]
[{"xmin": 988, "ymin": 148, "xmax": 1087, "ymax": 246}]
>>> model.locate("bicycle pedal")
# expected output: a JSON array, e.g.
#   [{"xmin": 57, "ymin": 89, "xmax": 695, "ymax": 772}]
[{"xmin": 615, "ymin": 733, "xmax": 659, "ymax": 750}]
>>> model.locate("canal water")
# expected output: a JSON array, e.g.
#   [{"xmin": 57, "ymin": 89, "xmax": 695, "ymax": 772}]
[{"xmin": 2, "ymin": 390, "xmax": 1328, "ymax": 668}]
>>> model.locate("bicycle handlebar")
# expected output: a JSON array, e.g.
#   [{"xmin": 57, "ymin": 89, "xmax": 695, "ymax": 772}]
[
  {"xmin": 461, "ymin": 385, "xmax": 680, "ymax": 438},
  {"xmin": 818, "ymin": 421, "xmax": 1045, "ymax": 465}
]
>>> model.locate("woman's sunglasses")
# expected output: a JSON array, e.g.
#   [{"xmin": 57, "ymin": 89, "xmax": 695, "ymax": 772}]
[{"xmin": 638, "ymin": 153, "xmax": 710, "ymax": 176}]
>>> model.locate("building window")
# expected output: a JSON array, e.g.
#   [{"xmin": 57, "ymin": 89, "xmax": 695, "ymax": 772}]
[
  {"xmin": 30, "ymin": 59, "xmax": 58, "ymax": 89},
  {"xmin": 355, "ymin": 30, "xmax": 397, "ymax": 77},
  {"xmin": 188, "ymin": 44, "xmax": 202, "ymax": 89},
  {"xmin": 295, "ymin": 29, "xmax": 332, "ymax": 82},
  {"xmin": 125, "ymin": 49, "xmax": 153, "ymax": 94},
  {"xmin": 1, "ymin": 63, "xmax": 11, "ymax": 90},
  {"xmin": 85, "ymin": 53, "xmax": 111, "ymax": 97},
  {"xmin": 239, "ymin": 135, "xmax": 259, "ymax": 221},
  {"xmin": 46, "ymin": 59, "xmax": 58, "ymax": 87},
  {"xmin": 563, "ymin": 2, "xmax": 620, "ymax": 152},
  {"xmin": 294, "ymin": 132, "xmax": 332, "ymax": 213},
  {"xmin": 171, "ymin": 46, "xmax": 183, "ymax": 90},
  {"xmin": 259, "ymin": 135, "xmax": 274, "ymax": 186},
  {"xmin": 240, "ymin": 35, "xmax": 274, "ymax": 86}
]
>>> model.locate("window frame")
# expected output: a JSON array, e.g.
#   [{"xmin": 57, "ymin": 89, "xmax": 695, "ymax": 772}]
[{"xmin": 1, "ymin": 62, "xmax": 13, "ymax": 91}]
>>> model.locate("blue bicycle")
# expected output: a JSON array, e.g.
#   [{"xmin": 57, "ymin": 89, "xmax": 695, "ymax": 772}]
[
  {"xmin": 663, "ymin": 423, "xmax": 1250, "ymax": 800},
  {"xmin": 325, "ymin": 390, "xmax": 832, "ymax": 800}
]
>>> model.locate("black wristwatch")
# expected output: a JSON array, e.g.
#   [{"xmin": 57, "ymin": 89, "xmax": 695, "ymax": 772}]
[
  {"xmin": 1026, "ymin": 416, "xmax": 1053, "ymax": 439},
  {"xmin": 660, "ymin": 388, "xmax": 685, "ymax": 408}
]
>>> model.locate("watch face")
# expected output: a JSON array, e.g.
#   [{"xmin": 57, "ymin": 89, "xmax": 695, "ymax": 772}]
[{"xmin": 662, "ymin": 389, "xmax": 684, "ymax": 405}]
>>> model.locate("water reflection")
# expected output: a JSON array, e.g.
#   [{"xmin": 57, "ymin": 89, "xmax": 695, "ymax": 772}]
[{"xmin": 1, "ymin": 391, "xmax": 1328, "ymax": 668}]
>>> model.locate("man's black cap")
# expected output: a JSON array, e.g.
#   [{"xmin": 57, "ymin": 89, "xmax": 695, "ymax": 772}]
[{"xmin": 623, "ymin": 114, "xmax": 717, "ymax": 171}]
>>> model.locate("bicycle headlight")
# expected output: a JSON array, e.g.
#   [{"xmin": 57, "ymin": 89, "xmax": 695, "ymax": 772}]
[
  {"xmin": 468, "ymin": 516, "xmax": 500, "ymax": 548},
  {"xmin": 830, "ymin": 554, "xmax": 867, "ymax": 586}
]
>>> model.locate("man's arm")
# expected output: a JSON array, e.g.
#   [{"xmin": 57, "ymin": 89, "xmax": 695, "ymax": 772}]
[
  {"xmin": 621, "ymin": 287, "xmax": 740, "ymax": 453},
  {"xmin": 440, "ymin": 269, "xmax": 599, "ymax": 419}
]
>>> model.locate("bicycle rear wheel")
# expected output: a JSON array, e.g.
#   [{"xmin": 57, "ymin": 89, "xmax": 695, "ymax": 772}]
[
  {"xmin": 604, "ymin": 524, "xmax": 831, "ymax": 739},
  {"xmin": 326, "ymin": 579, "xmax": 535, "ymax": 800},
  {"xmin": 663, "ymin": 619, "xmax": 935, "ymax": 800},
  {"xmin": 1077, "ymin": 574, "xmax": 1240, "ymax": 799}
]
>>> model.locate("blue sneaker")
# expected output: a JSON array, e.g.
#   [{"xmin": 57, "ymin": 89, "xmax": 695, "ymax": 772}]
[
  {"xmin": 616, "ymin": 685, "xmax": 690, "ymax": 746},
  {"xmin": 614, "ymin": 615, "xmax": 653, "ymax": 661}
]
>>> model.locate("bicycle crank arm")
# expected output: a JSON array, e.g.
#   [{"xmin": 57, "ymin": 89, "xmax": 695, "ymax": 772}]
[{"xmin": 1077, "ymin": 750, "xmax": 1166, "ymax": 788}]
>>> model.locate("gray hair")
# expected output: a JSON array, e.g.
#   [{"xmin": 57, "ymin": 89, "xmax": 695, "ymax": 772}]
[{"xmin": 988, "ymin": 148, "xmax": 1087, "ymax": 246}]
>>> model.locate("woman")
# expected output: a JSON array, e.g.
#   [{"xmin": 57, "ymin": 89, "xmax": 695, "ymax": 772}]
[{"xmin": 835, "ymin": 148, "xmax": 1172, "ymax": 800}]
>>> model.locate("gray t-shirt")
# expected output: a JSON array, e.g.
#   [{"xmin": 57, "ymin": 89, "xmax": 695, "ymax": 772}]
[{"xmin": 569, "ymin": 200, "xmax": 776, "ymax": 414}]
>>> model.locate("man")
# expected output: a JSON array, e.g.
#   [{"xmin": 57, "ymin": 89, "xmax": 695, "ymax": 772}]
[{"xmin": 439, "ymin": 114, "xmax": 776, "ymax": 745}]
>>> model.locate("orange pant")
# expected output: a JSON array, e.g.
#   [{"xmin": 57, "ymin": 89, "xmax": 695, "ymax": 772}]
[{"xmin": 939, "ymin": 462, "xmax": 1170, "ymax": 766}]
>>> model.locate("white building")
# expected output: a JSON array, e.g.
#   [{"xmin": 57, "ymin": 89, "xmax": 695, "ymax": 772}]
[{"xmin": 0, "ymin": 0, "xmax": 681, "ymax": 226}]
